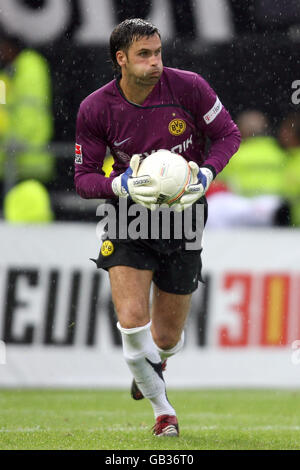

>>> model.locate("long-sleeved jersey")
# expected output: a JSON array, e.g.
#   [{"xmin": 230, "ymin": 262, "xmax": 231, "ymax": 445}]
[{"xmin": 75, "ymin": 66, "xmax": 241, "ymax": 199}]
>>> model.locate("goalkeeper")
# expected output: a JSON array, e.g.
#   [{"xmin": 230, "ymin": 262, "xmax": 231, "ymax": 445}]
[{"xmin": 75, "ymin": 18, "xmax": 241, "ymax": 437}]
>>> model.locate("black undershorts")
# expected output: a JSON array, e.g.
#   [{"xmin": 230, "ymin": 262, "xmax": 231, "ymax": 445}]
[{"xmin": 92, "ymin": 197, "xmax": 207, "ymax": 295}]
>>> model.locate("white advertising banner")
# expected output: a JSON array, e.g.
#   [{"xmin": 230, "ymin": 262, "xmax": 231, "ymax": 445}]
[{"xmin": 0, "ymin": 222, "xmax": 300, "ymax": 388}]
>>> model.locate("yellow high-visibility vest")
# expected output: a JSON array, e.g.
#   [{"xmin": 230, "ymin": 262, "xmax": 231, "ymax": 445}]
[
  {"xmin": 0, "ymin": 49, "xmax": 55, "ymax": 182},
  {"xmin": 283, "ymin": 147, "xmax": 300, "ymax": 226},
  {"xmin": 220, "ymin": 136, "xmax": 287, "ymax": 197},
  {"xmin": 4, "ymin": 179, "xmax": 54, "ymax": 223}
]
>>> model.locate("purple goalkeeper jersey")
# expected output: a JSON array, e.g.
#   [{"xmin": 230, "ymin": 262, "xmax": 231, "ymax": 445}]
[{"xmin": 75, "ymin": 67, "xmax": 241, "ymax": 199}]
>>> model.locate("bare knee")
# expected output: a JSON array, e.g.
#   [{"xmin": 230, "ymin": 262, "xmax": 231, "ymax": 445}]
[
  {"xmin": 116, "ymin": 300, "xmax": 149, "ymax": 329},
  {"xmin": 152, "ymin": 331, "xmax": 180, "ymax": 351}
]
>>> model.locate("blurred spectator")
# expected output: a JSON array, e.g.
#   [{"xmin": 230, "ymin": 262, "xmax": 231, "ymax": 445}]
[
  {"xmin": 217, "ymin": 109, "xmax": 290, "ymax": 226},
  {"xmin": 220, "ymin": 110, "xmax": 287, "ymax": 197},
  {"xmin": 206, "ymin": 180, "xmax": 286, "ymax": 228},
  {"xmin": 278, "ymin": 112, "xmax": 300, "ymax": 226},
  {"xmin": 0, "ymin": 32, "xmax": 55, "ymax": 199},
  {"xmin": 3, "ymin": 179, "xmax": 54, "ymax": 223}
]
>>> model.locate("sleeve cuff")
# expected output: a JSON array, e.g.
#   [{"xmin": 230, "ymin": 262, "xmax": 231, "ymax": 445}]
[{"xmin": 202, "ymin": 164, "xmax": 217, "ymax": 179}]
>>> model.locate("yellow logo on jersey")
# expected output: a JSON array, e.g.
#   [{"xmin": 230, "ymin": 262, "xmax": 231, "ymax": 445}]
[
  {"xmin": 101, "ymin": 240, "xmax": 114, "ymax": 257},
  {"xmin": 168, "ymin": 118, "xmax": 186, "ymax": 136}
]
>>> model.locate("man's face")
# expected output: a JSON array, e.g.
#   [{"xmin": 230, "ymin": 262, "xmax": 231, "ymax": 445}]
[{"xmin": 117, "ymin": 34, "xmax": 163, "ymax": 86}]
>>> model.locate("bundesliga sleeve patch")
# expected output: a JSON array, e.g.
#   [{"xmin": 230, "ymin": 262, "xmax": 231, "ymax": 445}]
[
  {"xmin": 203, "ymin": 97, "xmax": 222, "ymax": 124},
  {"xmin": 75, "ymin": 143, "xmax": 83, "ymax": 164}
]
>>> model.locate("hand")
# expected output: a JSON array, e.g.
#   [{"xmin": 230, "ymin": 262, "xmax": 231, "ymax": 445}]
[
  {"xmin": 112, "ymin": 154, "xmax": 159, "ymax": 208},
  {"xmin": 174, "ymin": 162, "xmax": 213, "ymax": 212}
]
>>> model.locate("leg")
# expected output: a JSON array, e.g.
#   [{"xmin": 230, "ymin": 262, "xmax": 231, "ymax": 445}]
[
  {"xmin": 109, "ymin": 265, "xmax": 153, "ymax": 328},
  {"xmin": 150, "ymin": 246, "xmax": 201, "ymax": 356},
  {"xmin": 109, "ymin": 266, "xmax": 177, "ymax": 425},
  {"xmin": 151, "ymin": 284, "xmax": 192, "ymax": 353},
  {"xmin": 125, "ymin": 246, "xmax": 200, "ymax": 436},
  {"xmin": 132, "ymin": 285, "xmax": 191, "ymax": 401},
  {"xmin": 150, "ymin": 285, "xmax": 191, "ymax": 437}
]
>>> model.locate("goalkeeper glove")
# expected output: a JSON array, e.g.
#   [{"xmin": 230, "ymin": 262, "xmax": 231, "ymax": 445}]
[
  {"xmin": 112, "ymin": 154, "xmax": 159, "ymax": 208},
  {"xmin": 175, "ymin": 162, "xmax": 213, "ymax": 212}
]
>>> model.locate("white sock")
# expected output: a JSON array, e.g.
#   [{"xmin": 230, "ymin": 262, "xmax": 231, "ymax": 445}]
[
  {"xmin": 155, "ymin": 331, "xmax": 185, "ymax": 361},
  {"xmin": 117, "ymin": 321, "xmax": 176, "ymax": 418},
  {"xmin": 149, "ymin": 394, "xmax": 176, "ymax": 418}
]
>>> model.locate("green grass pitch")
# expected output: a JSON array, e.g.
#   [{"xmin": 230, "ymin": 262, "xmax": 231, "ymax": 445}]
[{"xmin": 0, "ymin": 389, "xmax": 300, "ymax": 450}]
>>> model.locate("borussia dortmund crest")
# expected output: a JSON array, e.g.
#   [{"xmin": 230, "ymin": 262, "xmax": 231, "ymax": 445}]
[
  {"xmin": 168, "ymin": 118, "xmax": 186, "ymax": 136},
  {"xmin": 101, "ymin": 240, "xmax": 114, "ymax": 256}
]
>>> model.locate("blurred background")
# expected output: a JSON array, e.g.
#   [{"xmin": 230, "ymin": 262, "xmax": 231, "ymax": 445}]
[{"xmin": 0, "ymin": 0, "xmax": 300, "ymax": 389}]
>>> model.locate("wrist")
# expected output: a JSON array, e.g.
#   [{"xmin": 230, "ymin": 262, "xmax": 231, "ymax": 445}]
[
  {"xmin": 201, "ymin": 164, "xmax": 216, "ymax": 180},
  {"xmin": 112, "ymin": 175, "xmax": 128, "ymax": 197},
  {"xmin": 200, "ymin": 168, "xmax": 214, "ymax": 188},
  {"xmin": 197, "ymin": 168, "xmax": 214, "ymax": 193}
]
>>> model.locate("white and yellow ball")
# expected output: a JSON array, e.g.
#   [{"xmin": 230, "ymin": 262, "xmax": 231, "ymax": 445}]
[{"xmin": 137, "ymin": 149, "xmax": 191, "ymax": 206}]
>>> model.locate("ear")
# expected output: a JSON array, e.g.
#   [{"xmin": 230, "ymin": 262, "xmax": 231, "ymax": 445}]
[{"xmin": 116, "ymin": 50, "xmax": 127, "ymax": 68}]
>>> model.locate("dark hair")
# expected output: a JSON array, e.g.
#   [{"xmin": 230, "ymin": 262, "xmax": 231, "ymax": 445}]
[{"xmin": 110, "ymin": 18, "xmax": 160, "ymax": 76}]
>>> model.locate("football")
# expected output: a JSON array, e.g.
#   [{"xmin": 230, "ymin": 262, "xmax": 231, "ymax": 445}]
[{"xmin": 136, "ymin": 149, "xmax": 191, "ymax": 205}]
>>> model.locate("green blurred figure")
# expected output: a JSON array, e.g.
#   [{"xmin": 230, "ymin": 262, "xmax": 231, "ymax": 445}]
[
  {"xmin": 220, "ymin": 110, "xmax": 287, "ymax": 197},
  {"xmin": 0, "ymin": 33, "xmax": 55, "ymax": 189},
  {"xmin": 278, "ymin": 112, "xmax": 300, "ymax": 227},
  {"xmin": 4, "ymin": 179, "xmax": 54, "ymax": 223}
]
